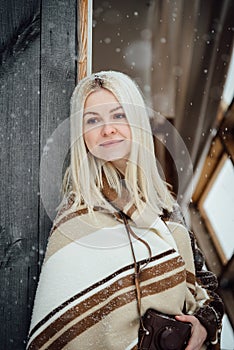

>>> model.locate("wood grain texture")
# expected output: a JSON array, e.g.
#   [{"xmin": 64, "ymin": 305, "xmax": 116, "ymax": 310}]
[
  {"xmin": 0, "ymin": 0, "xmax": 40, "ymax": 64},
  {"xmin": 39, "ymin": 0, "xmax": 76, "ymax": 255},
  {"xmin": 0, "ymin": 0, "xmax": 76, "ymax": 348},
  {"xmin": 0, "ymin": 23, "xmax": 40, "ymax": 350}
]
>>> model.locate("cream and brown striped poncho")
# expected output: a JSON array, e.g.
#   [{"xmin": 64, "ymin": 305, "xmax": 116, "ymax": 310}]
[{"xmin": 27, "ymin": 187, "xmax": 223, "ymax": 350}]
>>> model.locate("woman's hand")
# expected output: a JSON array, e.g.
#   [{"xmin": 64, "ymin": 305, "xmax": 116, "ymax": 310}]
[{"xmin": 175, "ymin": 315, "xmax": 207, "ymax": 350}]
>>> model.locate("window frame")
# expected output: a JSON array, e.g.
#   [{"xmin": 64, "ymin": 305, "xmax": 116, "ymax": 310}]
[{"xmin": 198, "ymin": 153, "xmax": 233, "ymax": 264}]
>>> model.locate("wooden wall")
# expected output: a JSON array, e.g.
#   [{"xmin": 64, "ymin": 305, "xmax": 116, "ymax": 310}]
[{"xmin": 0, "ymin": 1, "xmax": 77, "ymax": 348}]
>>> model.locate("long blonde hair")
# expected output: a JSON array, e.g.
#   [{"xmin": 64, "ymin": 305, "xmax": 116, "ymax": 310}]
[{"xmin": 63, "ymin": 70, "xmax": 174, "ymax": 215}]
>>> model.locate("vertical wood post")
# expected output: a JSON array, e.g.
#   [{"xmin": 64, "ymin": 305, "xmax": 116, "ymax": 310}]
[
  {"xmin": 77, "ymin": 0, "xmax": 92, "ymax": 81},
  {"xmin": 0, "ymin": 1, "xmax": 77, "ymax": 348}
]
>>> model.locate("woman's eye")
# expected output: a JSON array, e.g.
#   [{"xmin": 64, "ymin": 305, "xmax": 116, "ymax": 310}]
[
  {"xmin": 86, "ymin": 117, "xmax": 99, "ymax": 124},
  {"xmin": 114, "ymin": 113, "xmax": 126, "ymax": 120}
]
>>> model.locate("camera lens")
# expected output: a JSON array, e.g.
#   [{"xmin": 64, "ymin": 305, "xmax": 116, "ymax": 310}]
[{"xmin": 158, "ymin": 326, "xmax": 181, "ymax": 350}]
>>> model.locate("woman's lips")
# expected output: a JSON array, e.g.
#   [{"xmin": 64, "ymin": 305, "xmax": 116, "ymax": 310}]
[{"xmin": 100, "ymin": 139, "xmax": 124, "ymax": 147}]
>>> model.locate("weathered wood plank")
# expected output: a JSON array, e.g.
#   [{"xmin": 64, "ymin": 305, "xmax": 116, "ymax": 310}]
[
  {"xmin": 39, "ymin": 0, "xmax": 76, "ymax": 258},
  {"xmin": 0, "ymin": 0, "xmax": 40, "ymax": 64},
  {"xmin": 0, "ymin": 0, "xmax": 77, "ymax": 347},
  {"xmin": 0, "ymin": 1, "xmax": 41, "ymax": 348},
  {"xmin": 0, "ymin": 265, "xmax": 38, "ymax": 349}
]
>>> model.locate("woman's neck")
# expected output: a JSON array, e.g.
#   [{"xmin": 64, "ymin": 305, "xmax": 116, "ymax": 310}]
[{"xmin": 110, "ymin": 158, "xmax": 128, "ymax": 175}]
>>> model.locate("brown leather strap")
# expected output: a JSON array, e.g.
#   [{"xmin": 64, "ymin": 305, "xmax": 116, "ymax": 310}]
[
  {"xmin": 120, "ymin": 212, "xmax": 188, "ymax": 330},
  {"xmin": 120, "ymin": 212, "xmax": 151, "ymax": 332}
]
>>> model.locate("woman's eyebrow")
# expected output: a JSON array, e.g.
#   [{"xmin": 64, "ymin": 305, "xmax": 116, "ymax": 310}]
[
  {"xmin": 83, "ymin": 111, "xmax": 99, "ymax": 117},
  {"xmin": 109, "ymin": 105, "xmax": 124, "ymax": 113},
  {"xmin": 83, "ymin": 105, "xmax": 123, "ymax": 117}
]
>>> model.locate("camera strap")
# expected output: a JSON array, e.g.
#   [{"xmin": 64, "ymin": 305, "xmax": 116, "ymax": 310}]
[
  {"xmin": 121, "ymin": 211, "xmax": 188, "ymax": 319},
  {"xmin": 120, "ymin": 212, "xmax": 152, "ymax": 333}
]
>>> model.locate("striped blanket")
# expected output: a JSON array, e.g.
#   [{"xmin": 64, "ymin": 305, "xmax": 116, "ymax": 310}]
[{"xmin": 27, "ymin": 206, "xmax": 210, "ymax": 350}]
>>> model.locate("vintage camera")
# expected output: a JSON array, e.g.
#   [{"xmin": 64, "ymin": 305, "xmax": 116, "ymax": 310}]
[{"xmin": 138, "ymin": 309, "xmax": 192, "ymax": 350}]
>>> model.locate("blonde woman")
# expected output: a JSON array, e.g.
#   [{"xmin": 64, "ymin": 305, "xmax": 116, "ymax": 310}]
[{"xmin": 27, "ymin": 71, "xmax": 223, "ymax": 350}]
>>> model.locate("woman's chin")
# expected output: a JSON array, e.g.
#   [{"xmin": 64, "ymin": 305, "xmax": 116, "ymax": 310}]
[{"xmin": 95, "ymin": 152, "xmax": 127, "ymax": 163}]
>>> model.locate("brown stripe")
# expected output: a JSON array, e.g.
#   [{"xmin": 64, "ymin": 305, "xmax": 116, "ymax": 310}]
[
  {"xmin": 50, "ymin": 208, "xmax": 89, "ymax": 235},
  {"xmin": 126, "ymin": 203, "xmax": 137, "ymax": 218},
  {"xmin": 186, "ymin": 270, "xmax": 195, "ymax": 286},
  {"xmin": 142, "ymin": 269, "xmax": 186, "ymax": 298},
  {"xmin": 29, "ymin": 248, "xmax": 176, "ymax": 339},
  {"xmin": 51, "ymin": 204, "xmax": 105, "ymax": 235},
  {"xmin": 186, "ymin": 271, "xmax": 196, "ymax": 296},
  {"xmin": 28, "ymin": 264, "xmax": 185, "ymax": 350},
  {"xmin": 45, "ymin": 270, "xmax": 186, "ymax": 350}
]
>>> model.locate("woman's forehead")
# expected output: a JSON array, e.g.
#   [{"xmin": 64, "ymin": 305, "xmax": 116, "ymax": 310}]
[{"xmin": 84, "ymin": 88, "xmax": 119, "ymax": 109}]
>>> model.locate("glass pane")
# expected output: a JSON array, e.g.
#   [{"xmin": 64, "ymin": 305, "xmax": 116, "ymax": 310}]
[{"xmin": 202, "ymin": 156, "xmax": 234, "ymax": 261}]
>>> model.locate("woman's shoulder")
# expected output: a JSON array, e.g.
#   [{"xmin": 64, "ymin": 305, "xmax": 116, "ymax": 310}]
[
  {"xmin": 166, "ymin": 220, "xmax": 189, "ymax": 236},
  {"xmin": 161, "ymin": 202, "xmax": 186, "ymax": 225},
  {"xmin": 49, "ymin": 194, "xmax": 89, "ymax": 234},
  {"xmin": 160, "ymin": 203, "xmax": 192, "ymax": 239}
]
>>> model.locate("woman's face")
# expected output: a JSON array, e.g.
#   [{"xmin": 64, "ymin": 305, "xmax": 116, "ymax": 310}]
[{"xmin": 83, "ymin": 88, "xmax": 131, "ymax": 172}]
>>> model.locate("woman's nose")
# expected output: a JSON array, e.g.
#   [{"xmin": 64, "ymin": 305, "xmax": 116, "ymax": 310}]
[{"xmin": 101, "ymin": 123, "xmax": 117, "ymax": 136}]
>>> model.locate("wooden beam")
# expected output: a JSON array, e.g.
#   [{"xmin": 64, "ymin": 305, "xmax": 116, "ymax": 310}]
[
  {"xmin": 77, "ymin": 0, "xmax": 92, "ymax": 81},
  {"xmin": 192, "ymin": 137, "xmax": 224, "ymax": 203}
]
